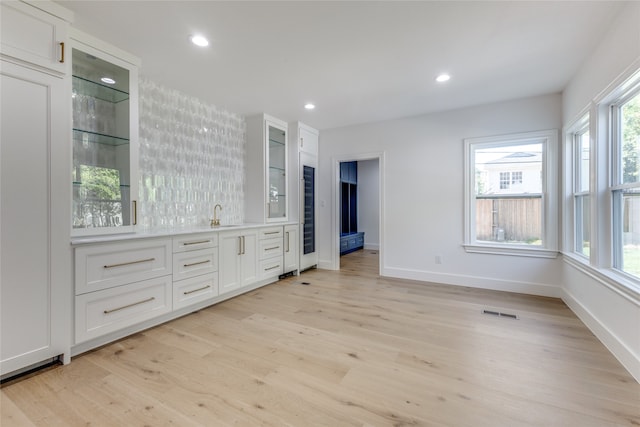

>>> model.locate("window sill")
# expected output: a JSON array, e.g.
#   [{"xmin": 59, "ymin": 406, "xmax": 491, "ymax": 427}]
[
  {"xmin": 463, "ymin": 244, "xmax": 559, "ymax": 259},
  {"xmin": 562, "ymin": 252, "xmax": 640, "ymax": 303}
]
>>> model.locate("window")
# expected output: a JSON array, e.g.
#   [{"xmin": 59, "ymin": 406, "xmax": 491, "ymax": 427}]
[
  {"xmin": 573, "ymin": 120, "xmax": 590, "ymax": 257},
  {"xmin": 464, "ymin": 130, "xmax": 558, "ymax": 257},
  {"xmin": 500, "ymin": 172, "xmax": 510, "ymax": 189},
  {"xmin": 612, "ymin": 89, "xmax": 640, "ymax": 279},
  {"xmin": 499, "ymin": 171, "xmax": 523, "ymax": 189}
]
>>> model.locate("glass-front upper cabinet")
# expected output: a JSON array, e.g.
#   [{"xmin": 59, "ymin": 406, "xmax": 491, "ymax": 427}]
[
  {"xmin": 70, "ymin": 31, "xmax": 140, "ymax": 235},
  {"xmin": 267, "ymin": 122, "xmax": 287, "ymax": 220},
  {"xmin": 245, "ymin": 114, "xmax": 288, "ymax": 223}
]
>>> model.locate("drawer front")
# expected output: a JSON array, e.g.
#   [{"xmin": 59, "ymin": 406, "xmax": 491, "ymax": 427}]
[
  {"xmin": 75, "ymin": 276, "xmax": 172, "ymax": 344},
  {"xmin": 259, "ymin": 237, "xmax": 283, "ymax": 260},
  {"xmin": 172, "ymin": 233, "xmax": 218, "ymax": 253},
  {"xmin": 172, "ymin": 248, "xmax": 218, "ymax": 282},
  {"xmin": 173, "ymin": 273, "xmax": 218, "ymax": 310},
  {"xmin": 259, "ymin": 226, "xmax": 283, "ymax": 240},
  {"xmin": 355, "ymin": 234, "xmax": 364, "ymax": 247},
  {"xmin": 259, "ymin": 256, "xmax": 283, "ymax": 280},
  {"xmin": 75, "ymin": 239, "xmax": 172, "ymax": 295},
  {"xmin": 340, "ymin": 239, "xmax": 349, "ymax": 251}
]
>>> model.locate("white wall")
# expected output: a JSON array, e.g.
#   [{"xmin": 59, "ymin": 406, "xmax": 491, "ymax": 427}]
[
  {"xmin": 357, "ymin": 159, "xmax": 379, "ymax": 250},
  {"xmin": 561, "ymin": 2, "xmax": 640, "ymax": 381},
  {"xmin": 318, "ymin": 93, "xmax": 563, "ymax": 297}
]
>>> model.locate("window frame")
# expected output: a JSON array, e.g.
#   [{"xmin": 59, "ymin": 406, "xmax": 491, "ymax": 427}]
[
  {"xmin": 463, "ymin": 129, "xmax": 559, "ymax": 258},
  {"xmin": 562, "ymin": 67, "xmax": 640, "ymax": 298},
  {"xmin": 571, "ymin": 117, "xmax": 591, "ymax": 259},
  {"xmin": 610, "ymin": 86, "xmax": 640, "ymax": 280}
]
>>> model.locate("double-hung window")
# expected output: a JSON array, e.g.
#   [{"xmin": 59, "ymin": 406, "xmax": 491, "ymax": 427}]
[
  {"xmin": 464, "ymin": 130, "xmax": 558, "ymax": 257},
  {"xmin": 573, "ymin": 120, "xmax": 590, "ymax": 257},
  {"xmin": 611, "ymin": 89, "xmax": 640, "ymax": 279}
]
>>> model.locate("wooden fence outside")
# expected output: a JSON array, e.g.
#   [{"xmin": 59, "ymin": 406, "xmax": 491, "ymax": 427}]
[{"xmin": 476, "ymin": 197, "xmax": 541, "ymax": 242}]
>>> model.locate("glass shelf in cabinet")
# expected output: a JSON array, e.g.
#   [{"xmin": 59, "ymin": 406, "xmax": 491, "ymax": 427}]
[
  {"xmin": 269, "ymin": 138, "xmax": 285, "ymax": 147},
  {"xmin": 73, "ymin": 129, "xmax": 130, "ymax": 146},
  {"xmin": 269, "ymin": 166, "xmax": 286, "ymax": 172},
  {"xmin": 72, "ymin": 182, "xmax": 131, "ymax": 188},
  {"xmin": 72, "ymin": 75, "xmax": 129, "ymax": 103}
]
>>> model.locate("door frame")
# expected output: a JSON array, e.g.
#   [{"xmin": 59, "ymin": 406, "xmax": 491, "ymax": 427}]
[{"xmin": 331, "ymin": 152, "xmax": 384, "ymax": 274}]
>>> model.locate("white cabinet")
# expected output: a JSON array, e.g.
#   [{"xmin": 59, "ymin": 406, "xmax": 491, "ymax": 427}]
[
  {"xmin": 75, "ymin": 275, "xmax": 172, "ymax": 344},
  {"xmin": 172, "ymin": 233, "xmax": 219, "ymax": 310},
  {"xmin": 70, "ymin": 30, "xmax": 140, "ymax": 235},
  {"xmin": 258, "ymin": 226, "xmax": 284, "ymax": 280},
  {"xmin": 289, "ymin": 122, "xmax": 319, "ymax": 271},
  {"xmin": 74, "ymin": 238, "xmax": 173, "ymax": 344},
  {"xmin": 1, "ymin": 52, "xmax": 72, "ymax": 374},
  {"xmin": 0, "ymin": 1, "xmax": 71, "ymax": 74},
  {"xmin": 246, "ymin": 114, "xmax": 288, "ymax": 223},
  {"xmin": 219, "ymin": 229, "xmax": 258, "ymax": 295},
  {"xmin": 284, "ymin": 224, "xmax": 299, "ymax": 275}
]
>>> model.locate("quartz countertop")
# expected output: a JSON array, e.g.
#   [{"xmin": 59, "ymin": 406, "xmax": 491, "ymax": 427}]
[{"xmin": 71, "ymin": 221, "xmax": 298, "ymax": 245}]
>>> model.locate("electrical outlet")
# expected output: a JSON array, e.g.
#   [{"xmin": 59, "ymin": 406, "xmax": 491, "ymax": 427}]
[{"xmin": 435, "ymin": 255, "xmax": 442, "ymax": 264}]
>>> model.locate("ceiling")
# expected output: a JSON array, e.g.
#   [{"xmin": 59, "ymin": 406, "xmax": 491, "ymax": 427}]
[{"xmin": 56, "ymin": 1, "xmax": 624, "ymax": 130}]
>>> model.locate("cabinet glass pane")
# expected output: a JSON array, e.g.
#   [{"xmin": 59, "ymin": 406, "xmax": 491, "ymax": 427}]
[
  {"xmin": 72, "ymin": 48, "xmax": 131, "ymax": 230},
  {"xmin": 268, "ymin": 125, "xmax": 286, "ymax": 219},
  {"xmin": 303, "ymin": 165, "xmax": 315, "ymax": 255}
]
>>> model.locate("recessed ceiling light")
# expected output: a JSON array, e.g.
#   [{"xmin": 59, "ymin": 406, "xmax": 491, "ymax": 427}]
[
  {"xmin": 190, "ymin": 35, "xmax": 209, "ymax": 47},
  {"xmin": 304, "ymin": 103, "xmax": 316, "ymax": 110},
  {"xmin": 436, "ymin": 73, "xmax": 451, "ymax": 83},
  {"xmin": 101, "ymin": 77, "xmax": 116, "ymax": 84}
]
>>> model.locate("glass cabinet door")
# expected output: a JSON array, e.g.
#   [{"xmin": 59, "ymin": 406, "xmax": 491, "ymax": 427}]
[
  {"xmin": 71, "ymin": 44, "xmax": 137, "ymax": 234},
  {"xmin": 267, "ymin": 123, "xmax": 287, "ymax": 220}
]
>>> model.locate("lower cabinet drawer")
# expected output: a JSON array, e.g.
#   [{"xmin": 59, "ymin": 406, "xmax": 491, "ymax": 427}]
[
  {"xmin": 259, "ymin": 256, "xmax": 283, "ymax": 280},
  {"xmin": 173, "ymin": 248, "xmax": 218, "ymax": 282},
  {"xmin": 173, "ymin": 273, "xmax": 218, "ymax": 310},
  {"xmin": 259, "ymin": 226, "xmax": 283, "ymax": 240},
  {"xmin": 75, "ymin": 276, "xmax": 172, "ymax": 344},
  {"xmin": 75, "ymin": 238, "xmax": 172, "ymax": 295},
  {"xmin": 259, "ymin": 237, "xmax": 283, "ymax": 260}
]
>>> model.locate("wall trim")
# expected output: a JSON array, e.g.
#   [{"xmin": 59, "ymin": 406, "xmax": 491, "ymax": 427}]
[
  {"xmin": 562, "ymin": 287, "xmax": 640, "ymax": 383},
  {"xmin": 382, "ymin": 266, "xmax": 562, "ymax": 298},
  {"xmin": 364, "ymin": 243, "xmax": 380, "ymax": 250}
]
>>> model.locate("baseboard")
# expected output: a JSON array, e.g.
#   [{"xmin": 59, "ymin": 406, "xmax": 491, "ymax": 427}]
[
  {"xmin": 364, "ymin": 243, "xmax": 379, "ymax": 250},
  {"xmin": 562, "ymin": 288, "xmax": 640, "ymax": 383},
  {"xmin": 382, "ymin": 266, "xmax": 562, "ymax": 298},
  {"xmin": 317, "ymin": 259, "xmax": 336, "ymax": 270}
]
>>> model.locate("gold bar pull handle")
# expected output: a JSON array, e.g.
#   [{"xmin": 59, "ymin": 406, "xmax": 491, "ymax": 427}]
[
  {"xmin": 237, "ymin": 236, "xmax": 242, "ymax": 256},
  {"xmin": 104, "ymin": 297, "xmax": 155, "ymax": 314},
  {"xmin": 265, "ymin": 246, "xmax": 279, "ymax": 251},
  {"xmin": 285, "ymin": 231, "xmax": 290, "ymax": 253},
  {"xmin": 59, "ymin": 42, "xmax": 64, "ymax": 63},
  {"xmin": 265, "ymin": 265, "xmax": 280, "ymax": 272},
  {"xmin": 133, "ymin": 200, "xmax": 138, "ymax": 225},
  {"xmin": 264, "ymin": 231, "xmax": 279, "ymax": 235},
  {"xmin": 183, "ymin": 260, "xmax": 210, "ymax": 268},
  {"xmin": 104, "ymin": 257, "xmax": 155, "ymax": 269},
  {"xmin": 242, "ymin": 236, "xmax": 246, "ymax": 255},
  {"xmin": 183, "ymin": 285, "xmax": 211, "ymax": 295},
  {"xmin": 183, "ymin": 240, "xmax": 211, "ymax": 246}
]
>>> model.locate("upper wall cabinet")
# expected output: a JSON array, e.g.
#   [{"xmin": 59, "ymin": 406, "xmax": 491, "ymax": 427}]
[
  {"xmin": 0, "ymin": 1, "xmax": 72, "ymax": 75},
  {"xmin": 246, "ymin": 114, "xmax": 289, "ymax": 223},
  {"xmin": 70, "ymin": 30, "xmax": 140, "ymax": 236}
]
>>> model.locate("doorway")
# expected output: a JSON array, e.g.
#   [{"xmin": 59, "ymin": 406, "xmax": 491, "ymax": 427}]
[{"xmin": 333, "ymin": 153, "xmax": 384, "ymax": 273}]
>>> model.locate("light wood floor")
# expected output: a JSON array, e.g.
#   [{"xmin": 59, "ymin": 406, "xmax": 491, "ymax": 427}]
[{"xmin": 2, "ymin": 250, "xmax": 639, "ymax": 426}]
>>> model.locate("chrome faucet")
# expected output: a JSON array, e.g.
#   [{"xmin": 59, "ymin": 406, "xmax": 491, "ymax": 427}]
[{"xmin": 210, "ymin": 204, "xmax": 222, "ymax": 227}]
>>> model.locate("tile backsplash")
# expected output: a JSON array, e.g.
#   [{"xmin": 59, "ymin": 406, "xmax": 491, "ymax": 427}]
[{"xmin": 138, "ymin": 78, "xmax": 245, "ymax": 229}]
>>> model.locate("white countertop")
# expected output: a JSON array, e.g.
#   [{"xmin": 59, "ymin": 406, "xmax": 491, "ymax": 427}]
[{"xmin": 71, "ymin": 221, "xmax": 299, "ymax": 245}]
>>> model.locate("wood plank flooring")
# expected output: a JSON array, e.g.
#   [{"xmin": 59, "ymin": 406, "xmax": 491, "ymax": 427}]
[{"xmin": 2, "ymin": 249, "xmax": 639, "ymax": 426}]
